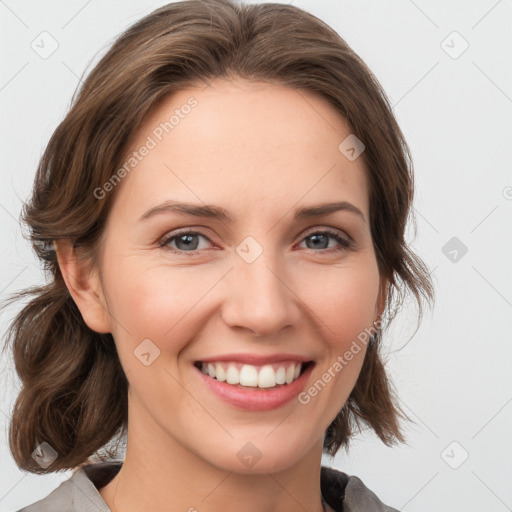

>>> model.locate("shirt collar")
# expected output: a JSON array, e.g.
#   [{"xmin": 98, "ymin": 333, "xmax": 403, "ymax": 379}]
[{"xmin": 61, "ymin": 461, "xmax": 397, "ymax": 512}]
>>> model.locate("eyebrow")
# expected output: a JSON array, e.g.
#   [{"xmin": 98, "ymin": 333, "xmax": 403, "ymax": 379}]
[{"xmin": 138, "ymin": 199, "xmax": 366, "ymax": 223}]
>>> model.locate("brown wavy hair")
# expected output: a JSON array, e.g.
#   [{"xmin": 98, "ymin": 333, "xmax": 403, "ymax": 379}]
[{"xmin": 1, "ymin": 0, "xmax": 434, "ymax": 474}]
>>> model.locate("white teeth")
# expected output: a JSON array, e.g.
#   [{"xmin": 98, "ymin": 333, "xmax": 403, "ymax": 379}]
[
  {"xmin": 226, "ymin": 365, "xmax": 240, "ymax": 385},
  {"xmin": 199, "ymin": 361, "xmax": 305, "ymax": 388},
  {"xmin": 275, "ymin": 366, "xmax": 286, "ymax": 385},
  {"xmin": 215, "ymin": 363, "xmax": 226, "ymax": 382},
  {"xmin": 240, "ymin": 365, "xmax": 258, "ymax": 386},
  {"xmin": 258, "ymin": 365, "xmax": 276, "ymax": 388},
  {"xmin": 285, "ymin": 365, "xmax": 295, "ymax": 384}
]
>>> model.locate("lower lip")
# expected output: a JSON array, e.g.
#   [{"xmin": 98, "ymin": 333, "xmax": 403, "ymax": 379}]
[{"xmin": 194, "ymin": 363, "xmax": 315, "ymax": 411}]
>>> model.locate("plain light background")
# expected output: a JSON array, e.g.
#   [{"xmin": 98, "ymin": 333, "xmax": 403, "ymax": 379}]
[{"xmin": 0, "ymin": 1, "xmax": 511, "ymax": 511}]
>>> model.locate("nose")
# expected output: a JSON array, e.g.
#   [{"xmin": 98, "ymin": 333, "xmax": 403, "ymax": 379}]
[{"xmin": 220, "ymin": 253, "xmax": 302, "ymax": 338}]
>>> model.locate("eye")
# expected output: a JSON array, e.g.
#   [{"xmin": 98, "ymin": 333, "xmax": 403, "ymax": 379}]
[
  {"xmin": 298, "ymin": 229, "xmax": 352, "ymax": 252},
  {"xmin": 160, "ymin": 229, "xmax": 213, "ymax": 253},
  {"xmin": 159, "ymin": 227, "xmax": 352, "ymax": 256}
]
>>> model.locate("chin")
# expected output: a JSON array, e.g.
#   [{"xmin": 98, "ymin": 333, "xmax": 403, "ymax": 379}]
[{"xmin": 199, "ymin": 435, "xmax": 314, "ymax": 475}]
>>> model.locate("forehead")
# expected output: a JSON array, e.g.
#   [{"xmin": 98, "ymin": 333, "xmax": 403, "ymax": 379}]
[{"xmin": 112, "ymin": 78, "xmax": 369, "ymax": 221}]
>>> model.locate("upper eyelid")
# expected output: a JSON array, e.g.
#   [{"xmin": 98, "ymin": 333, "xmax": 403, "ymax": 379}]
[{"xmin": 301, "ymin": 226, "xmax": 352, "ymax": 241}]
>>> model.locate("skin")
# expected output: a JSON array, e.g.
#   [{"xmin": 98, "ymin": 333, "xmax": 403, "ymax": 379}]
[{"xmin": 57, "ymin": 78, "xmax": 387, "ymax": 512}]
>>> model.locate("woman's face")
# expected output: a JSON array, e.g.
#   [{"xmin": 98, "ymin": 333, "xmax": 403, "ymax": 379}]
[{"xmin": 92, "ymin": 78, "xmax": 384, "ymax": 473}]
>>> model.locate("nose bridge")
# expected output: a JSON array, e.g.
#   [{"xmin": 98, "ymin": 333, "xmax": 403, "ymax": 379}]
[{"xmin": 221, "ymin": 236, "xmax": 300, "ymax": 335}]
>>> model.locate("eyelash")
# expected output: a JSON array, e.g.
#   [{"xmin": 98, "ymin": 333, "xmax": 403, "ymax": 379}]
[{"xmin": 158, "ymin": 228, "xmax": 353, "ymax": 256}]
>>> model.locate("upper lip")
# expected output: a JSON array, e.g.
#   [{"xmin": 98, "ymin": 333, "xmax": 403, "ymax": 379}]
[{"xmin": 195, "ymin": 353, "xmax": 314, "ymax": 365}]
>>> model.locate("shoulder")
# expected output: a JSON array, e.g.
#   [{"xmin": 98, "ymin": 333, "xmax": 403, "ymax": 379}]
[
  {"xmin": 321, "ymin": 465, "xmax": 401, "ymax": 512},
  {"xmin": 14, "ymin": 462, "xmax": 121, "ymax": 512},
  {"xmin": 14, "ymin": 476, "xmax": 76, "ymax": 512}
]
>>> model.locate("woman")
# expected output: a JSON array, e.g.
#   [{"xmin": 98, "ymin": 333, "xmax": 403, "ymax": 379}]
[{"xmin": 3, "ymin": 0, "xmax": 433, "ymax": 510}]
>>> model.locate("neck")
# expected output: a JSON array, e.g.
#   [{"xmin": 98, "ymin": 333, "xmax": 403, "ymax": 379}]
[{"xmin": 99, "ymin": 400, "xmax": 328, "ymax": 512}]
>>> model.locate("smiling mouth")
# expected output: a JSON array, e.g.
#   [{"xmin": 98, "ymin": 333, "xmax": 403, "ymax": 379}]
[{"xmin": 193, "ymin": 360, "xmax": 314, "ymax": 389}]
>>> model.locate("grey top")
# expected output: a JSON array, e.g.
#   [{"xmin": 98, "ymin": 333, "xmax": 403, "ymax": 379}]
[{"xmin": 15, "ymin": 461, "xmax": 400, "ymax": 512}]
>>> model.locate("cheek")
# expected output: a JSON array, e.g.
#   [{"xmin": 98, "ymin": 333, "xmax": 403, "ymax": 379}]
[
  {"xmin": 102, "ymin": 256, "xmax": 219, "ymax": 357},
  {"xmin": 297, "ymin": 261, "xmax": 379, "ymax": 404},
  {"xmin": 289, "ymin": 264, "xmax": 379, "ymax": 434},
  {"xmin": 298, "ymin": 261, "xmax": 381, "ymax": 348}
]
